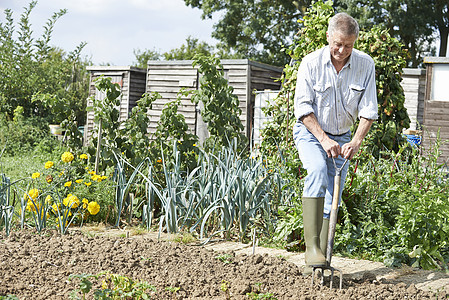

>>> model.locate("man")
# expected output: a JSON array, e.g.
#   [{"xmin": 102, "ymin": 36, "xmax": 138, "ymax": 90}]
[{"xmin": 293, "ymin": 12, "xmax": 378, "ymax": 273}]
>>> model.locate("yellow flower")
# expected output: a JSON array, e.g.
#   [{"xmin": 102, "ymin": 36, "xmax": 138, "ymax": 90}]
[
  {"xmin": 157, "ymin": 159, "xmax": 162, "ymax": 163},
  {"xmin": 52, "ymin": 203, "xmax": 60, "ymax": 213},
  {"xmin": 63, "ymin": 194, "xmax": 79, "ymax": 209},
  {"xmin": 84, "ymin": 181, "xmax": 92, "ymax": 187},
  {"xmin": 193, "ymin": 144, "xmax": 197, "ymax": 147},
  {"xmin": 87, "ymin": 201, "xmax": 100, "ymax": 215},
  {"xmin": 100, "ymin": 175, "xmax": 108, "ymax": 181},
  {"xmin": 88, "ymin": 170, "xmax": 96, "ymax": 175},
  {"xmin": 64, "ymin": 181, "xmax": 72, "ymax": 187},
  {"xmin": 24, "ymin": 188, "xmax": 39, "ymax": 201},
  {"xmin": 61, "ymin": 152, "xmax": 74, "ymax": 163},
  {"xmin": 79, "ymin": 154, "xmax": 88, "ymax": 159},
  {"xmin": 31, "ymin": 172, "xmax": 41, "ymax": 179},
  {"xmin": 45, "ymin": 195, "xmax": 52, "ymax": 204},
  {"xmin": 82, "ymin": 198, "xmax": 89, "ymax": 209},
  {"xmin": 75, "ymin": 179, "xmax": 83, "ymax": 184},
  {"xmin": 46, "ymin": 175, "xmax": 53, "ymax": 183},
  {"xmin": 44, "ymin": 161, "xmax": 54, "ymax": 169},
  {"xmin": 26, "ymin": 200, "xmax": 40, "ymax": 212},
  {"xmin": 91, "ymin": 174, "xmax": 101, "ymax": 182}
]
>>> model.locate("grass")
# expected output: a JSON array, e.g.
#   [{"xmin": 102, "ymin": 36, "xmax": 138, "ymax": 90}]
[{"xmin": 0, "ymin": 154, "xmax": 49, "ymax": 182}]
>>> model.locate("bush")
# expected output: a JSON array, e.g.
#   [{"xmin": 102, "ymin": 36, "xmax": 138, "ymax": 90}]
[{"xmin": 0, "ymin": 114, "xmax": 60, "ymax": 156}]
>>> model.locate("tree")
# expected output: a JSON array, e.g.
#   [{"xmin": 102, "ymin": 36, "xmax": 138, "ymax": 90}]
[
  {"xmin": 338, "ymin": 0, "xmax": 447, "ymax": 66},
  {"xmin": 183, "ymin": 0, "xmax": 314, "ymax": 67},
  {"xmin": 0, "ymin": 1, "xmax": 90, "ymax": 124},
  {"xmin": 132, "ymin": 48, "xmax": 161, "ymax": 69},
  {"xmin": 163, "ymin": 36, "xmax": 214, "ymax": 60}
]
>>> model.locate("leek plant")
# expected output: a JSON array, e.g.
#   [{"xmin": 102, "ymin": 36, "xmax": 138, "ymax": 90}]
[
  {"xmin": 110, "ymin": 151, "xmax": 150, "ymax": 227},
  {"xmin": 144, "ymin": 140, "xmax": 288, "ymax": 242},
  {"xmin": 0, "ymin": 173, "xmax": 15, "ymax": 236}
]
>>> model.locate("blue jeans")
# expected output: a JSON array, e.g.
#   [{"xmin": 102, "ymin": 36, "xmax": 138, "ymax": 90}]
[{"xmin": 293, "ymin": 122, "xmax": 351, "ymax": 218}]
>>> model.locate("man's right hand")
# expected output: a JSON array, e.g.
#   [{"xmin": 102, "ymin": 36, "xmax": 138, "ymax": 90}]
[
  {"xmin": 321, "ymin": 136, "xmax": 341, "ymax": 158},
  {"xmin": 300, "ymin": 113, "xmax": 341, "ymax": 158}
]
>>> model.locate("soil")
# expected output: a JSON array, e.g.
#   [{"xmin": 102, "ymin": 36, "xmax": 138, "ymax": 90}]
[{"xmin": 0, "ymin": 228, "xmax": 448, "ymax": 300}]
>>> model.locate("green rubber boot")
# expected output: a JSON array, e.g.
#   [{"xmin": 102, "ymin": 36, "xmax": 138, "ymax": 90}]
[
  {"xmin": 303, "ymin": 197, "xmax": 326, "ymax": 271},
  {"xmin": 320, "ymin": 217, "xmax": 329, "ymax": 257},
  {"xmin": 303, "ymin": 215, "xmax": 328, "ymax": 276}
]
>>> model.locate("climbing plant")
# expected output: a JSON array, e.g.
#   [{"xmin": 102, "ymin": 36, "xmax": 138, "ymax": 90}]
[{"xmin": 261, "ymin": 0, "xmax": 410, "ymax": 166}]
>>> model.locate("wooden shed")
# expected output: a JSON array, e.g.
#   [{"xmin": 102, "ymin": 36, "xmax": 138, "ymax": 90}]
[
  {"xmin": 84, "ymin": 66, "xmax": 147, "ymax": 144},
  {"xmin": 401, "ymin": 68, "xmax": 426, "ymax": 131},
  {"xmin": 145, "ymin": 59, "xmax": 283, "ymax": 143},
  {"xmin": 422, "ymin": 57, "xmax": 449, "ymax": 164}
]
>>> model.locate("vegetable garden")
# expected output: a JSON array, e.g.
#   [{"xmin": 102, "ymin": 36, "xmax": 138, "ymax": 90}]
[{"xmin": 1, "ymin": 1, "xmax": 449, "ymax": 299}]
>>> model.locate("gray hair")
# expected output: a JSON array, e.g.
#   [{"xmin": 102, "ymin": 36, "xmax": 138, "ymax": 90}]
[{"xmin": 328, "ymin": 12, "xmax": 359, "ymax": 38}]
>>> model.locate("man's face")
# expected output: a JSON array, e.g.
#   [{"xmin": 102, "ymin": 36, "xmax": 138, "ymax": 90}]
[{"xmin": 327, "ymin": 30, "xmax": 357, "ymax": 64}]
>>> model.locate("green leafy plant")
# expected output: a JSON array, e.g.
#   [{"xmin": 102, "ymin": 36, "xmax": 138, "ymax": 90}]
[
  {"xmin": 215, "ymin": 253, "xmax": 233, "ymax": 264},
  {"xmin": 190, "ymin": 54, "xmax": 248, "ymax": 152},
  {"xmin": 336, "ymin": 134, "xmax": 449, "ymax": 270},
  {"xmin": 0, "ymin": 2, "xmax": 89, "ymax": 124},
  {"xmin": 69, "ymin": 272, "xmax": 156, "ymax": 300}
]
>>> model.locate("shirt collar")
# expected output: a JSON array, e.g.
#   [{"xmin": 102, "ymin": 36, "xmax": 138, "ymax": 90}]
[{"xmin": 323, "ymin": 45, "xmax": 354, "ymax": 69}]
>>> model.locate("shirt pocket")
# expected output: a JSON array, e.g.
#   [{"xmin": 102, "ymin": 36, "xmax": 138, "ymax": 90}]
[
  {"xmin": 313, "ymin": 83, "xmax": 332, "ymax": 108},
  {"xmin": 346, "ymin": 84, "xmax": 365, "ymax": 110}
]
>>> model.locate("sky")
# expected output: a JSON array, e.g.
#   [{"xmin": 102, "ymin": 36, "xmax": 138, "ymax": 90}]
[{"xmin": 1, "ymin": 0, "xmax": 218, "ymax": 66}]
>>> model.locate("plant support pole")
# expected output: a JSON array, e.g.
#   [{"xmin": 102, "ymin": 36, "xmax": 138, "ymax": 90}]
[{"xmin": 94, "ymin": 118, "xmax": 102, "ymax": 174}]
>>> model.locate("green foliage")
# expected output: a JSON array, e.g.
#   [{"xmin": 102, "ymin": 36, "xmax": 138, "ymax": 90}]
[
  {"xmin": 261, "ymin": 0, "xmax": 409, "ymax": 167},
  {"xmin": 338, "ymin": 0, "xmax": 444, "ymax": 66},
  {"xmin": 0, "ymin": 114, "xmax": 60, "ymax": 156},
  {"xmin": 0, "ymin": 2, "xmax": 90, "ymax": 124},
  {"xmin": 190, "ymin": 55, "xmax": 248, "ymax": 152},
  {"xmin": 150, "ymin": 96, "xmax": 198, "ymax": 172},
  {"xmin": 184, "ymin": 0, "xmax": 311, "ymax": 66},
  {"xmin": 163, "ymin": 36, "xmax": 214, "ymax": 60},
  {"xmin": 336, "ymin": 137, "xmax": 449, "ymax": 270},
  {"xmin": 132, "ymin": 48, "xmax": 161, "ymax": 68},
  {"xmin": 355, "ymin": 26, "xmax": 410, "ymax": 156},
  {"xmin": 69, "ymin": 272, "xmax": 156, "ymax": 300},
  {"xmin": 144, "ymin": 141, "xmax": 288, "ymax": 242}
]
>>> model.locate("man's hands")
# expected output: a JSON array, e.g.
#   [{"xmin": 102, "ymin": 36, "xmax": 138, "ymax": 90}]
[{"xmin": 300, "ymin": 114, "xmax": 374, "ymax": 160}]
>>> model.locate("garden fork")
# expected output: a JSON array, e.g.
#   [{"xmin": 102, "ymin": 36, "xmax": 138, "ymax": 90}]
[{"xmin": 311, "ymin": 157, "xmax": 348, "ymax": 290}]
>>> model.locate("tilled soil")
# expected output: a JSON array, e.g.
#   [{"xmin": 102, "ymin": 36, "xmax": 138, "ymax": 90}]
[{"xmin": 0, "ymin": 229, "xmax": 447, "ymax": 299}]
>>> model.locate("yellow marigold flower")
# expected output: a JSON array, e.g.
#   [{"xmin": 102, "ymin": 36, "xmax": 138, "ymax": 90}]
[
  {"xmin": 193, "ymin": 144, "xmax": 197, "ymax": 147},
  {"xmin": 46, "ymin": 175, "xmax": 53, "ymax": 183},
  {"xmin": 84, "ymin": 181, "xmax": 92, "ymax": 187},
  {"xmin": 61, "ymin": 152, "xmax": 74, "ymax": 163},
  {"xmin": 82, "ymin": 198, "xmax": 89, "ymax": 209},
  {"xmin": 91, "ymin": 174, "xmax": 101, "ymax": 182},
  {"xmin": 63, "ymin": 194, "xmax": 79, "ymax": 209},
  {"xmin": 45, "ymin": 195, "xmax": 52, "ymax": 204},
  {"xmin": 64, "ymin": 181, "xmax": 72, "ymax": 187},
  {"xmin": 52, "ymin": 203, "xmax": 60, "ymax": 213},
  {"xmin": 100, "ymin": 175, "xmax": 108, "ymax": 181},
  {"xmin": 24, "ymin": 188, "xmax": 39, "ymax": 201},
  {"xmin": 75, "ymin": 179, "xmax": 83, "ymax": 184},
  {"xmin": 87, "ymin": 201, "xmax": 100, "ymax": 215},
  {"xmin": 44, "ymin": 161, "xmax": 54, "ymax": 169},
  {"xmin": 157, "ymin": 159, "xmax": 162, "ymax": 163},
  {"xmin": 31, "ymin": 172, "xmax": 41, "ymax": 179},
  {"xmin": 26, "ymin": 200, "xmax": 40, "ymax": 212},
  {"xmin": 88, "ymin": 170, "xmax": 96, "ymax": 175},
  {"xmin": 79, "ymin": 153, "xmax": 88, "ymax": 159}
]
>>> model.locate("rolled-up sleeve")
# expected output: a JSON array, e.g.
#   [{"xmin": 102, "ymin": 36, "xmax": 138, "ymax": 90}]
[
  {"xmin": 294, "ymin": 61, "xmax": 315, "ymax": 122},
  {"xmin": 358, "ymin": 59, "xmax": 378, "ymax": 120}
]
